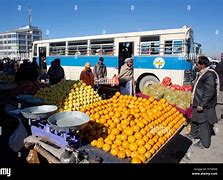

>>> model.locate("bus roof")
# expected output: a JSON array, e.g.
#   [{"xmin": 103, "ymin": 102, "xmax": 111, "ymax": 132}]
[{"xmin": 34, "ymin": 27, "xmax": 192, "ymax": 44}]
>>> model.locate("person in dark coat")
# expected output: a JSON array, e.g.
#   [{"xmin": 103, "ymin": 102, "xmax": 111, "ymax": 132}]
[
  {"xmin": 215, "ymin": 60, "xmax": 223, "ymax": 121},
  {"xmin": 14, "ymin": 60, "xmax": 39, "ymax": 83},
  {"xmin": 188, "ymin": 56, "xmax": 220, "ymax": 148},
  {"xmin": 93, "ymin": 57, "xmax": 107, "ymax": 91},
  {"xmin": 47, "ymin": 58, "xmax": 65, "ymax": 85},
  {"xmin": 93, "ymin": 57, "xmax": 107, "ymax": 80}
]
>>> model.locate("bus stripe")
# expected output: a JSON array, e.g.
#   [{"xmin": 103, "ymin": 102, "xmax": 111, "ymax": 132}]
[{"xmin": 45, "ymin": 56, "xmax": 192, "ymax": 70}]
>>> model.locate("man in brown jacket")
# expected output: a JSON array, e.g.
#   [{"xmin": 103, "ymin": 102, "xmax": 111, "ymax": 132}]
[{"xmin": 80, "ymin": 62, "xmax": 94, "ymax": 87}]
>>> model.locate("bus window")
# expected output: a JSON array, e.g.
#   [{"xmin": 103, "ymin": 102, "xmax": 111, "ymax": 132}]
[
  {"xmin": 140, "ymin": 36, "xmax": 160, "ymax": 55},
  {"xmin": 164, "ymin": 41, "xmax": 173, "ymax": 54},
  {"xmin": 173, "ymin": 40, "xmax": 183, "ymax": 54},
  {"xmin": 68, "ymin": 41, "xmax": 87, "ymax": 55},
  {"xmin": 90, "ymin": 39, "xmax": 114, "ymax": 56},
  {"xmin": 49, "ymin": 42, "xmax": 66, "ymax": 55},
  {"xmin": 165, "ymin": 40, "xmax": 183, "ymax": 54}
]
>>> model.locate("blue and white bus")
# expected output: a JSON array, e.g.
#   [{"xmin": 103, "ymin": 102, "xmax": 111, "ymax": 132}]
[{"xmin": 32, "ymin": 26, "xmax": 201, "ymax": 92}]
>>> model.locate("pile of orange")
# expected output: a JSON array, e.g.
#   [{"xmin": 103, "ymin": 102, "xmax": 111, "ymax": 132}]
[{"xmin": 81, "ymin": 92, "xmax": 186, "ymax": 163}]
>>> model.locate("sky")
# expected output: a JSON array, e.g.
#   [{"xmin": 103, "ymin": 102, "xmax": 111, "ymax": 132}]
[{"xmin": 0, "ymin": 0, "xmax": 223, "ymax": 58}]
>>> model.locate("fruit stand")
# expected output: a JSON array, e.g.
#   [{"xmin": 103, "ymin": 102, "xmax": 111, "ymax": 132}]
[{"xmin": 6, "ymin": 79, "xmax": 190, "ymax": 164}]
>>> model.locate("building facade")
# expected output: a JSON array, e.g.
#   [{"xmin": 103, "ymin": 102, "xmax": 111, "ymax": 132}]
[{"xmin": 0, "ymin": 25, "xmax": 42, "ymax": 60}]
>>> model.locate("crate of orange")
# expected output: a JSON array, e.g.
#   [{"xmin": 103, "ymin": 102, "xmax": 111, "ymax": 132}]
[
  {"xmin": 136, "ymin": 92, "xmax": 192, "ymax": 119},
  {"xmin": 80, "ymin": 92, "xmax": 187, "ymax": 163}
]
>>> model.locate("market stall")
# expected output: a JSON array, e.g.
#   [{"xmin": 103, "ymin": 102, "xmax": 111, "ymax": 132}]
[{"xmin": 5, "ymin": 80, "xmax": 190, "ymax": 164}]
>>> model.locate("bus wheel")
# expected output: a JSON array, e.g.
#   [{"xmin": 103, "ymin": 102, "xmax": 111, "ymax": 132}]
[{"xmin": 136, "ymin": 74, "xmax": 160, "ymax": 93}]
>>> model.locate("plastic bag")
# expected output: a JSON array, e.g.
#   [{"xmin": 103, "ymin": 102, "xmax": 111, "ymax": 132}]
[{"xmin": 8, "ymin": 118, "xmax": 29, "ymax": 152}]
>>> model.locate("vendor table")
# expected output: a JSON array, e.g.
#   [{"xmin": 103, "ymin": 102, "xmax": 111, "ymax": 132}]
[{"xmin": 96, "ymin": 84, "xmax": 119, "ymax": 99}]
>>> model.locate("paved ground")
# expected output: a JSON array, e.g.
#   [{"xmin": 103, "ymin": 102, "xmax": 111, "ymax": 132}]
[{"xmin": 180, "ymin": 121, "xmax": 223, "ymax": 163}]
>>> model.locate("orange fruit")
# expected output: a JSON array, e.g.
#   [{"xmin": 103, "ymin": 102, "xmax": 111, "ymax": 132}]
[
  {"xmin": 148, "ymin": 139, "xmax": 155, "ymax": 146},
  {"xmin": 114, "ymin": 139, "xmax": 122, "ymax": 146},
  {"xmin": 156, "ymin": 142, "xmax": 162, "ymax": 148},
  {"xmin": 132, "ymin": 125, "xmax": 140, "ymax": 132},
  {"xmin": 159, "ymin": 98, "xmax": 166, "ymax": 104},
  {"xmin": 140, "ymin": 129, "xmax": 147, "ymax": 136},
  {"xmin": 148, "ymin": 96, "xmax": 155, "ymax": 102},
  {"xmin": 125, "ymin": 149, "xmax": 132, "ymax": 157},
  {"xmin": 129, "ymin": 143, "xmax": 138, "ymax": 151},
  {"xmin": 121, "ymin": 124, "xmax": 128, "ymax": 130},
  {"xmin": 144, "ymin": 143, "xmax": 152, "ymax": 151},
  {"xmin": 149, "ymin": 148, "xmax": 156, "ymax": 155},
  {"xmin": 117, "ymin": 150, "xmax": 126, "ymax": 159},
  {"xmin": 96, "ymin": 141, "xmax": 104, "ymax": 148},
  {"xmin": 102, "ymin": 144, "xmax": 111, "ymax": 152},
  {"xmin": 134, "ymin": 132, "xmax": 143, "ymax": 140},
  {"xmin": 139, "ymin": 154, "xmax": 146, "ymax": 163},
  {"xmin": 131, "ymin": 157, "xmax": 142, "ymax": 164},
  {"xmin": 115, "ymin": 92, "xmax": 121, "ymax": 97},
  {"xmin": 159, "ymin": 138, "xmax": 165, "ymax": 145},
  {"xmin": 111, "ymin": 144, "xmax": 118, "ymax": 149},
  {"xmin": 131, "ymin": 157, "xmax": 141, "ymax": 163},
  {"xmin": 113, "ymin": 118, "xmax": 120, "ymax": 124},
  {"xmin": 152, "ymin": 137, "xmax": 158, "ymax": 143},
  {"xmin": 130, "ymin": 120, "xmax": 136, "ymax": 127},
  {"xmin": 146, "ymin": 132, "xmax": 153, "ymax": 139},
  {"xmin": 90, "ymin": 140, "xmax": 97, "ymax": 147},
  {"xmin": 108, "ymin": 134, "xmax": 116, "ymax": 141},
  {"xmin": 122, "ymin": 141, "xmax": 129, "ymax": 149},
  {"xmin": 111, "ymin": 128, "xmax": 120, "ymax": 135},
  {"xmin": 153, "ymin": 144, "xmax": 159, "ymax": 151},
  {"xmin": 144, "ymin": 151, "xmax": 152, "ymax": 159},
  {"xmin": 138, "ymin": 146, "xmax": 147, "ymax": 155},
  {"xmin": 121, "ymin": 113, "xmax": 128, "ymax": 120},
  {"xmin": 121, "ymin": 119, "xmax": 130, "ymax": 126},
  {"xmin": 115, "ymin": 112, "xmax": 121, "ymax": 118},
  {"xmin": 80, "ymin": 107, "xmax": 86, "ymax": 112},
  {"xmin": 131, "ymin": 151, "xmax": 140, "ymax": 158},
  {"xmin": 110, "ymin": 148, "xmax": 119, "ymax": 156},
  {"xmin": 142, "ymin": 119, "xmax": 149, "ymax": 125},
  {"xmin": 94, "ymin": 113, "xmax": 100, "ymax": 120},
  {"xmin": 128, "ymin": 135, "xmax": 136, "ymax": 143},
  {"xmin": 142, "ymin": 135, "xmax": 149, "ymax": 142},
  {"xmin": 120, "ymin": 134, "xmax": 127, "ymax": 141},
  {"xmin": 125, "ymin": 128, "xmax": 134, "ymax": 136},
  {"xmin": 136, "ymin": 139, "xmax": 145, "ymax": 146},
  {"xmin": 138, "ymin": 121, "xmax": 145, "ymax": 128},
  {"xmin": 116, "ymin": 124, "xmax": 122, "ymax": 131}
]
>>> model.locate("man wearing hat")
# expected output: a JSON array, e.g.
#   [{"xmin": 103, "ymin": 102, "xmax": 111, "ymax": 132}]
[
  {"xmin": 118, "ymin": 57, "xmax": 134, "ymax": 95},
  {"xmin": 93, "ymin": 57, "xmax": 107, "ymax": 80}
]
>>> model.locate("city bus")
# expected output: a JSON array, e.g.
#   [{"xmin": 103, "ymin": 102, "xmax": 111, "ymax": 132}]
[{"xmin": 32, "ymin": 26, "xmax": 201, "ymax": 92}]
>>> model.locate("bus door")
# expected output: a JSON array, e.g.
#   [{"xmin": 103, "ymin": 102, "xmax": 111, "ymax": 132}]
[
  {"xmin": 118, "ymin": 42, "xmax": 134, "ymax": 72},
  {"xmin": 38, "ymin": 46, "xmax": 47, "ymax": 73}
]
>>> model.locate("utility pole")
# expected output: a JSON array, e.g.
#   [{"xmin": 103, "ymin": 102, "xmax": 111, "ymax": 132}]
[{"xmin": 28, "ymin": 5, "xmax": 32, "ymax": 27}]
